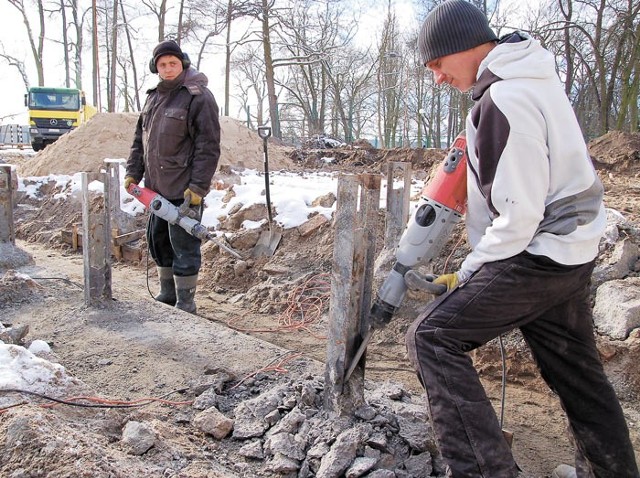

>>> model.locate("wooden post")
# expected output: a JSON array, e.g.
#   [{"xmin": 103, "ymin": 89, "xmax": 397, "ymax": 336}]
[
  {"xmin": 384, "ymin": 161, "xmax": 412, "ymax": 249},
  {"xmin": 324, "ymin": 174, "xmax": 381, "ymax": 415},
  {"xmin": 104, "ymin": 158, "xmax": 136, "ymax": 233},
  {"xmin": 81, "ymin": 172, "xmax": 112, "ymax": 306},
  {"xmin": 0, "ymin": 165, "xmax": 15, "ymax": 244}
]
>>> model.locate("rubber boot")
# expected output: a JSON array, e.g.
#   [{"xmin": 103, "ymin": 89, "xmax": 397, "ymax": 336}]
[
  {"xmin": 174, "ymin": 274, "xmax": 198, "ymax": 314},
  {"xmin": 155, "ymin": 266, "xmax": 176, "ymax": 305}
]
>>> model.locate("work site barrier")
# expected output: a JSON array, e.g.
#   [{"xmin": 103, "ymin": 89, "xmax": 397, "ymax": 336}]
[{"xmin": 0, "ymin": 124, "xmax": 31, "ymax": 149}]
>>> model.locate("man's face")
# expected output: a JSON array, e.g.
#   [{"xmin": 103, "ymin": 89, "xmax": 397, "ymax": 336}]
[
  {"xmin": 156, "ymin": 54, "xmax": 184, "ymax": 81},
  {"xmin": 426, "ymin": 48, "xmax": 480, "ymax": 93}
]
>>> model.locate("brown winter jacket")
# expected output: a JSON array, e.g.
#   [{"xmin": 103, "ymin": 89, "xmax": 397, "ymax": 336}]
[{"xmin": 126, "ymin": 68, "xmax": 221, "ymax": 201}]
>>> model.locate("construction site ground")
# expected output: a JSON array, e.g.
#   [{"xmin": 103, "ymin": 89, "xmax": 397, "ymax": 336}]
[{"xmin": 0, "ymin": 114, "xmax": 639, "ymax": 477}]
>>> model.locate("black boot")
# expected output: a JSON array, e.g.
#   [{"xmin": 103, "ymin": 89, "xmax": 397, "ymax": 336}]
[
  {"xmin": 155, "ymin": 266, "xmax": 176, "ymax": 305},
  {"xmin": 174, "ymin": 274, "xmax": 197, "ymax": 313}
]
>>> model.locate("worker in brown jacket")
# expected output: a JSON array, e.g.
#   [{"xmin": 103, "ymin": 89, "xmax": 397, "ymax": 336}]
[{"xmin": 125, "ymin": 39, "xmax": 221, "ymax": 313}]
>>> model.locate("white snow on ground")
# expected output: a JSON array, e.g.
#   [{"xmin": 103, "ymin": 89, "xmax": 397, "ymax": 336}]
[
  {"xmin": 0, "ymin": 341, "xmax": 79, "ymax": 407},
  {"xmin": 16, "ymin": 164, "xmax": 426, "ymax": 231}
]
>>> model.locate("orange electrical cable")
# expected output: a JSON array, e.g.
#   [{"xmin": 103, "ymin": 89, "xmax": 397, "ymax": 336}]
[
  {"xmin": 225, "ymin": 273, "xmax": 330, "ymax": 339},
  {"xmin": 0, "ymin": 388, "xmax": 192, "ymax": 414}
]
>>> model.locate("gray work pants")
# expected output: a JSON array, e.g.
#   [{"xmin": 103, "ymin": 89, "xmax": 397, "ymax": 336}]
[{"xmin": 406, "ymin": 252, "xmax": 639, "ymax": 478}]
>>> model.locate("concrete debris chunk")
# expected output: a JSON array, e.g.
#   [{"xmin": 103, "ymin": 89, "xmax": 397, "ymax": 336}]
[
  {"xmin": 593, "ymin": 277, "xmax": 640, "ymax": 340},
  {"xmin": 311, "ymin": 192, "xmax": 337, "ymax": 208},
  {"xmin": 192, "ymin": 387, "xmax": 220, "ymax": 410},
  {"xmin": 298, "ymin": 213, "xmax": 329, "ymax": 238},
  {"xmin": 238, "ymin": 440, "xmax": 264, "ymax": 459},
  {"xmin": 268, "ymin": 405, "xmax": 306, "ymax": 435},
  {"xmin": 593, "ymin": 239, "xmax": 639, "ymax": 286},
  {"xmin": 121, "ymin": 420, "xmax": 156, "ymax": 455},
  {"xmin": 266, "ymin": 452, "xmax": 300, "ymax": 473},
  {"xmin": 345, "ymin": 456, "xmax": 378, "ymax": 478},
  {"xmin": 264, "ymin": 432, "xmax": 307, "ymax": 461},
  {"xmin": 316, "ymin": 425, "xmax": 370, "ymax": 478},
  {"xmin": 193, "ymin": 406, "xmax": 234, "ymax": 439},
  {"xmin": 232, "ymin": 383, "xmax": 289, "ymax": 439}
]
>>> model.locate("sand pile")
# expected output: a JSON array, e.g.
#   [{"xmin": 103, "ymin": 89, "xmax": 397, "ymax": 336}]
[{"xmin": 18, "ymin": 113, "xmax": 294, "ymax": 177}]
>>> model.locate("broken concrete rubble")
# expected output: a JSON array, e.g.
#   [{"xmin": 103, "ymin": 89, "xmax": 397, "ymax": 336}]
[
  {"xmin": 593, "ymin": 277, "xmax": 640, "ymax": 339},
  {"xmin": 182, "ymin": 373, "xmax": 444, "ymax": 478},
  {"xmin": 122, "ymin": 420, "xmax": 156, "ymax": 455},
  {"xmin": 592, "ymin": 238, "xmax": 640, "ymax": 287}
]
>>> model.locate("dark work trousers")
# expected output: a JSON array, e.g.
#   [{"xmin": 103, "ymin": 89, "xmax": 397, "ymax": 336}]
[
  {"xmin": 406, "ymin": 252, "xmax": 639, "ymax": 478},
  {"xmin": 146, "ymin": 200, "xmax": 202, "ymax": 277}
]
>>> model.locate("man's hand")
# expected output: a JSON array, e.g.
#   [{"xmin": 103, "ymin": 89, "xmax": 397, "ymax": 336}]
[
  {"xmin": 124, "ymin": 176, "xmax": 137, "ymax": 190},
  {"xmin": 184, "ymin": 188, "xmax": 202, "ymax": 206},
  {"xmin": 434, "ymin": 273, "xmax": 459, "ymax": 291}
]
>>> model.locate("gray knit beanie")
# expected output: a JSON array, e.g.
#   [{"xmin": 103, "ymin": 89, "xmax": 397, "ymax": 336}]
[{"xmin": 419, "ymin": 0, "xmax": 498, "ymax": 65}]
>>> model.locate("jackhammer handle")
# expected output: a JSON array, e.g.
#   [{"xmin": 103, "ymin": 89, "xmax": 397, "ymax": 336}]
[
  {"xmin": 404, "ymin": 270, "xmax": 447, "ymax": 295},
  {"xmin": 178, "ymin": 194, "xmax": 199, "ymax": 220}
]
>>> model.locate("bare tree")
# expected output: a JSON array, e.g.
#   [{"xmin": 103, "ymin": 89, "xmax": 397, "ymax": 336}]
[
  {"xmin": 324, "ymin": 45, "xmax": 377, "ymax": 143},
  {"xmin": 108, "ymin": 0, "xmax": 119, "ymax": 111},
  {"xmin": 141, "ymin": 0, "xmax": 168, "ymax": 42},
  {"xmin": 543, "ymin": 0, "xmax": 639, "ymax": 136},
  {"xmin": 377, "ymin": 7, "xmax": 401, "ymax": 148},
  {"xmin": 92, "ymin": 0, "xmax": 101, "ymax": 109},
  {"xmin": 0, "ymin": 50, "xmax": 30, "ymax": 90},
  {"xmin": 275, "ymin": 0, "xmax": 350, "ymax": 138},
  {"xmin": 7, "ymin": 0, "xmax": 46, "ymax": 85},
  {"xmin": 231, "ymin": 45, "xmax": 267, "ymax": 127},
  {"xmin": 260, "ymin": 0, "xmax": 280, "ymax": 138},
  {"xmin": 119, "ymin": 0, "xmax": 141, "ymax": 110}
]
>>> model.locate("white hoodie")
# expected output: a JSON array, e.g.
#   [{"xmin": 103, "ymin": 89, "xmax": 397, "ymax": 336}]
[{"xmin": 459, "ymin": 32, "xmax": 606, "ymax": 281}]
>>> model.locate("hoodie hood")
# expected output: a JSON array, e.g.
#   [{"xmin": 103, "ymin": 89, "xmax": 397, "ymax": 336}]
[
  {"xmin": 473, "ymin": 32, "xmax": 557, "ymax": 100},
  {"xmin": 183, "ymin": 67, "xmax": 209, "ymax": 88}
]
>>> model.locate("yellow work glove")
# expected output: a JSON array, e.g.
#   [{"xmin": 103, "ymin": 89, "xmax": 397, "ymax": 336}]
[
  {"xmin": 434, "ymin": 272, "xmax": 459, "ymax": 291},
  {"xmin": 184, "ymin": 188, "xmax": 202, "ymax": 206},
  {"xmin": 124, "ymin": 176, "xmax": 137, "ymax": 190}
]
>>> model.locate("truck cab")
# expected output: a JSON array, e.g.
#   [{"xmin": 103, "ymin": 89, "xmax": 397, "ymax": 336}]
[{"xmin": 24, "ymin": 87, "xmax": 97, "ymax": 151}]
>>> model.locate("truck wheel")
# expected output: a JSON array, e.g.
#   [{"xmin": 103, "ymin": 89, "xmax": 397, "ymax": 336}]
[{"xmin": 32, "ymin": 142, "xmax": 43, "ymax": 152}]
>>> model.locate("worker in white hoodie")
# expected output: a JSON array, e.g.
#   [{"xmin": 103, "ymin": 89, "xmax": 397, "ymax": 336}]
[{"xmin": 405, "ymin": 1, "xmax": 639, "ymax": 477}]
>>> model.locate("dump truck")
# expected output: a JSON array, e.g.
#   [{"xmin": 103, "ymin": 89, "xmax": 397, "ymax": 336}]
[{"xmin": 24, "ymin": 87, "xmax": 97, "ymax": 151}]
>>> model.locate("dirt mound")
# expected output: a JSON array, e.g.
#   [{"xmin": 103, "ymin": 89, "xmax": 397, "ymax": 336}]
[
  {"xmin": 17, "ymin": 113, "xmax": 295, "ymax": 177},
  {"xmin": 18, "ymin": 113, "xmax": 139, "ymax": 177},
  {"xmin": 289, "ymin": 145, "xmax": 445, "ymax": 173},
  {"xmin": 589, "ymin": 130, "xmax": 640, "ymax": 172}
]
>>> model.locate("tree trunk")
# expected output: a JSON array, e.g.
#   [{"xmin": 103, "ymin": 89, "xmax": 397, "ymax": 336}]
[
  {"xmin": 262, "ymin": 0, "xmax": 281, "ymax": 138},
  {"xmin": 92, "ymin": 0, "xmax": 101, "ymax": 110},
  {"xmin": 224, "ymin": 0, "xmax": 233, "ymax": 117},
  {"xmin": 109, "ymin": 0, "xmax": 118, "ymax": 112},
  {"xmin": 120, "ymin": 0, "xmax": 141, "ymax": 111}
]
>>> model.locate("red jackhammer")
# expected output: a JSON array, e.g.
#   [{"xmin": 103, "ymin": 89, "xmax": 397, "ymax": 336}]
[
  {"xmin": 344, "ymin": 131, "xmax": 469, "ymax": 380},
  {"xmin": 127, "ymin": 183, "xmax": 243, "ymax": 260}
]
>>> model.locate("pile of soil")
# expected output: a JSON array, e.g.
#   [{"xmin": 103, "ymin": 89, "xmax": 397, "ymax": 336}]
[
  {"xmin": 589, "ymin": 130, "xmax": 640, "ymax": 171},
  {"xmin": 1, "ymin": 116, "xmax": 639, "ymax": 477},
  {"xmin": 17, "ymin": 113, "xmax": 295, "ymax": 177}
]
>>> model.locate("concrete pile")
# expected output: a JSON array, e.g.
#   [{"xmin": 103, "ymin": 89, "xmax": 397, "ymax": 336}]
[{"xmin": 183, "ymin": 372, "xmax": 444, "ymax": 478}]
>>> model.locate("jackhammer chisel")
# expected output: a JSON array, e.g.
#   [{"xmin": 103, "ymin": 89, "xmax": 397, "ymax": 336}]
[
  {"xmin": 344, "ymin": 131, "xmax": 469, "ymax": 381},
  {"xmin": 127, "ymin": 183, "xmax": 243, "ymax": 260}
]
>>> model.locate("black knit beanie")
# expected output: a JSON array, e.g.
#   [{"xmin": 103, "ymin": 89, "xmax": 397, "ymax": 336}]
[
  {"xmin": 152, "ymin": 40, "xmax": 184, "ymax": 65},
  {"xmin": 418, "ymin": 0, "xmax": 498, "ymax": 65}
]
